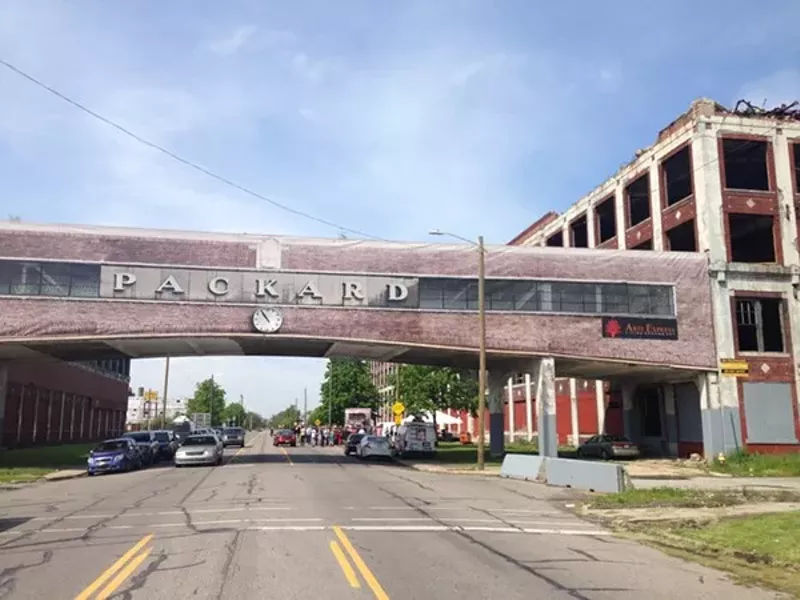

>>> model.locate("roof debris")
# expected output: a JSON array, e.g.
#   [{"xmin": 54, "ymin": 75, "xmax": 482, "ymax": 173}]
[{"xmin": 731, "ymin": 99, "xmax": 800, "ymax": 120}]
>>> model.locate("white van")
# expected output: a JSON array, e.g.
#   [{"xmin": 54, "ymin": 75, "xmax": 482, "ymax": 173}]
[{"xmin": 393, "ymin": 422, "xmax": 437, "ymax": 457}]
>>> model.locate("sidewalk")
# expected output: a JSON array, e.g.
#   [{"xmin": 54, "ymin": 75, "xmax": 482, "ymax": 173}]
[
  {"xmin": 42, "ymin": 468, "xmax": 86, "ymax": 481},
  {"xmin": 631, "ymin": 476, "xmax": 800, "ymax": 491}
]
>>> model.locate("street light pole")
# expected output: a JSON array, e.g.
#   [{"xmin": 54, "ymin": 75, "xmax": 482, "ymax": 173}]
[
  {"xmin": 162, "ymin": 356, "xmax": 171, "ymax": 428},
  {"xmin": 428, "ymin": 229, "xmax": 487, "ymax": 471},
  {"xmin": 476, "ymin": 235, "xmax": 486, "ymax": 471}
]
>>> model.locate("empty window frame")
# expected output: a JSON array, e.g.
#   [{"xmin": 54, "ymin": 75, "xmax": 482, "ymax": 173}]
[
  {"xmin": 728, "ymin": 214, "xmax": 776, "ymax": 263},
  {"xmin": 570, "ymin": 215, "xmax": 589, "ymax": 248},
  {"xmin": 0, "ymin": 261, "xmax": 101, "ymax": 297},
  {"xmin": 600, "ymin": 283, "xmax": 674, "ymax": 316},
  {"xmin": 626, "ymin": 173, "xmax": 651, "ymax": 227},
  {"xmin": 662, "ymin": 145, "xmax": 693, "ymax": 206},
  {"xmin": 546, "ymin": 231, "xmax": 564, "ymax": 247},
  {"xmin": 595, "ymin": 196, "xmax": 616, "ymax": 243},
  {"xmin": 735, "ymin": 297, "xmax": 784, "ymax": 353},
  {"xmin": 665, "ymin": 220, "xmax": 697, "ymax": 252},
  {"xmin": 722, "ymin": 139, "xmax": 770, "ymax": 191}
]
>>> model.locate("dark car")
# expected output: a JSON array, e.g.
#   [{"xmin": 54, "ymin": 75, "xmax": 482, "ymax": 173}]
[
  {"xmin": 87, "ymin": 438, "xmax": 141, "ymax": 475},
  {"xmin": 577, "ymin": 435, "xmax": 641, "ymax": 460},
  {"xmin": 273, "ymin": 429, "xmax": 296, "ymax": 447},
  {"xmin": 222, "ymin": 427, "xmax": 246, "ymax": 448},
  {"xmin": 344, "ymin": 433, "xmax": 365, "ymax": 456},
  {"xmin": 122, "ymin": 431, "xmax": 160, "ymax": 465},
  {"xmin": 153, "ymin": 430, "xmax": 179, "ymax": 459}
]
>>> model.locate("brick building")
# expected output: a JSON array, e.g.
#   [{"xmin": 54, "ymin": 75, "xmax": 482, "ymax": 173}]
[{"xmin": 506, "ymin": 98, "xmax": 800, "ymax": 456}]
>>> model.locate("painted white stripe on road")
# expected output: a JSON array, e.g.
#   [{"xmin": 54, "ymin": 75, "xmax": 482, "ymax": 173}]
[
  {"xmin": 522, "ymin": 528, "xmax": 611, "ymax": 536},
  {"xmin": 343, "ymin": 525, "xmax": 450, "ymax": 532},
  {"xmin": 246, "ymin": 526, "xmax": 327, "ymax": 531}
]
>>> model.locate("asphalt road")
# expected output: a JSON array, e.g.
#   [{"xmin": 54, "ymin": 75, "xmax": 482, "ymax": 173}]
[{"xmin": 0, "ymin": 433, "xmax": 780, "ymax": 600}]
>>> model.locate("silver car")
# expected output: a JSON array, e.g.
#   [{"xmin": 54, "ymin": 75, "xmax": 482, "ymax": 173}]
[{"xmin": 174, "ymin": 434, "xmax": 224, "ymax": 467}]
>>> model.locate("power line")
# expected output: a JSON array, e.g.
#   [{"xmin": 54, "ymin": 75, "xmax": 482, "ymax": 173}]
[{"xmin": 0, "ymin": 58, "xmax": 384, "ymax": 241}]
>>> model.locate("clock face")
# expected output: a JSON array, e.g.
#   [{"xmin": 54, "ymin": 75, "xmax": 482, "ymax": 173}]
[{"xmin": 252, "ymin": 307, "xmax": 283, "ymax": 333}]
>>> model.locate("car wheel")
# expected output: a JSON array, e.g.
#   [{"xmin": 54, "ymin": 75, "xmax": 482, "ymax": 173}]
[
  {"xmin": 600, "ymin": 449, "xmax": 611, "ymax": 461},
  {"xmin": 87, "ymin": 470, "xmax": 95, "ymax": 477},
  {"xmin": 290, "ymin": 442, "xmax": 296, "ymax": 447}
]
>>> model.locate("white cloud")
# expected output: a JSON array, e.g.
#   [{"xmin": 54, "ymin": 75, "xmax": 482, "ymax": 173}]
[
  {"xmin": 207, "ymin": 25, "xmax": 257, "ymax": 56},
  {"xmin": 735, "ymin": 70, "xmax": 800, "ymax": 108}
]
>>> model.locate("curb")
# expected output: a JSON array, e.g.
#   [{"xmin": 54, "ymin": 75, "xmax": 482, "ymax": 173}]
[
  {"xmin": 43, "ymin": 470, "xmax": 87, "ymax": 482},
  {"xmin": 395, "ymin": 459, "xmax": 501, "ymax": 477}
]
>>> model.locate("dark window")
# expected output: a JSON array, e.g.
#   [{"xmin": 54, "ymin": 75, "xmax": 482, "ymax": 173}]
[
  {"xmin": 626, "ymin": 174, "xmax": 651, "ymax": 227},
  {"xmin": 793, "ymin": 143, "xmax": 800, "ymax": 194},
  {"xmin": 595, "ymin": 196, "xmax": 616, "ymax": 243},
  {"xmin": 182, "ymin": 436, "xmax": 217, "ymax": 446},
  {"xmin": 442, "ymin": 279, "xmax": 471, "ymax": 310},
  {"xmin": 631, "ymin": 239, "xmax": 653, "ymax": 250},
  {"xmin": 662, "ymin": 145, "xmax": 693, "ymax": 206},
  {"xmin": 551, "ymin": 283, "xmax": 598, "ymax": 313},
  {"xmin": 723, "ymin": 139, "xmax": 769, "ymax": 191},
  {"xmin": 735, "ymin": 297, "xmax": 784, "ymax": 353},
  {"xmin": 570, "ymin": 215, "xmax": 588, "ymax": 248},
  {"xmin": 728, "ymin": 214, "xmax": 775, "ymax": 263},
  {"xmin": 665, "ymin": 220, "xmax": 697, "ymax": 252},
  {"xmin": 69, "ymin": 264, "xmax": 101, "ymax": 297},
  {"xmin": 486, "ymin": 281, "xmax": 514, "ymax": 311},
  {"xmin": 419, "ymin": 281, "xmax": 444, "ymax": 309},
  {"xmin": 9, "ymin": 262, "xmax": 41, "ymax": 295},
  {"xmin": 512, "ymin": 281, "xmax": 539, "ymax": 311},
  {"xmin": 0, "ymin": 262, "xmax": 11, "ymax": 294},
  {"xmin": 40, "ymin": 263, "xmax": 71, "ymax": 296},
  {"xmin": 601, "ymin": 283, "xmax": 673, "ymax": 316},
  {"xmin": 546, "ymin": 231, "xmax": 563, "ymax": 247}
]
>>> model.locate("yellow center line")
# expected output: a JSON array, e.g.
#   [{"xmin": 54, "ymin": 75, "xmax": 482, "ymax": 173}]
[
  {"xmin": 280, "ymin": 447, "xmax": 294, "ymax": 466},
  {"xmin": 332, "ymin": 526, "xmax": 390, "ymax": 600},
  {"xmin": 95, "ymin": 547, "xmax": 153, "ymax": 600},
  {"xmin": 226, "ymin": 432, "xmax": 262, "ymax": 465},
  {"xmin": 74, "ymin": 534, "xmax": 153, "ymax": 600},
  {"xmin": 329, "ymin": 540, "xmax": 361, "ymax": 589}
]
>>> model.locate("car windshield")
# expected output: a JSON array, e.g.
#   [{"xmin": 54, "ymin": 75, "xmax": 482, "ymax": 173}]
[
  {"xmin": 153, "ymin": 432, "xmax": 170, "ymax": 442},
  {"xmin": 182, "ymin": 436, "xmax": 217, "ymax": 446},
  {"xmin": 124, "ymin": 433, "xmax": 151, "ymax": 442},
  {"xmin": 224, "ymin": 428, "xmax": 243, "ymax": 435},
  {"xmin": 607, "ymin": 435, "xmax": 631, "ymax": 442},
  {"xmin": 277, "ymin": 430, "xmax": 293, "ymax": 436},
  {"xmin": 365, "ymin": 436, "xmax": 387, "ymax": 444},
  {"xmin": 349, "ymin": 434, "xmax": 364, "ymax": 444},
  {"xmin": 94, "ymin": 440, "xmax": 128, "ymax": 452}
]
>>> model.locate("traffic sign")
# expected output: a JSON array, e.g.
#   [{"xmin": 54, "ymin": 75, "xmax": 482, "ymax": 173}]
[
  {"xmin": 392, "ymin": 402, "xmax": 405, "ymax": 415},
  {"xmin": 394, "ymin": 414, "xmax": 403, "ymax": 425},
  {"xmin": 315, "ymin": 419, "xmax": 321, "ymax": 427},
  {"xmin": 720, "ymin": 358, "xmax": 749, "ymax": 377}
]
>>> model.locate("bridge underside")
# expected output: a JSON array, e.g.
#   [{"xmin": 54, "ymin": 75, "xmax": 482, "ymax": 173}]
[{"xmin": 0, "ymin": 335, "xmax": 706, "ymax": 382}]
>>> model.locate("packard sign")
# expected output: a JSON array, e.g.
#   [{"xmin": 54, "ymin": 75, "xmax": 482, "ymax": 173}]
[{"xmin": 100, "ymin": 266, "xmax": 419, "ymax": 308}]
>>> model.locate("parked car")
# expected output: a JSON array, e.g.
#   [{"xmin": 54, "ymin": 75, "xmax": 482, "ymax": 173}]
[
  {"xmin": 576, "ymin": 435, "xmax": 641, "ymax": 460},
  {"xmin": 356, "ymin": 435, "xmax": 392, "ymax": 460},
  {"xmin": 87, "ymin": 438, "xmax": 141, "ymax": 475},
  {"xmin": 121, "ymin": 431, "xmax": 159, "ymax": 465},
  {"xmin": 393, "ymin": 422, "xmax": 437, "ymax": 458},
  {"xmin": 174, "ymin": 434, "xmax": 224, "ymax": 467},
  {"xmin": 152, "ymin": 430, "xmax": 179, "ymax": 459},
  {"xmin": 343, "ymin": 433, "xmax": 364, "ymax": 456},
  {"xmin": 273, "ymin": 429, "xmax": 296, "ymax": 447},
  {"xmin": 222, "ymin": 427, "xmax": 246, "ymax": 448}
]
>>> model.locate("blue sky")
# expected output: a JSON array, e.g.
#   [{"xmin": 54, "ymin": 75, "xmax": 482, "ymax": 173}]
[{"xmin": 1, "ymin": 1, "xmax": 799, "ymax": 418}]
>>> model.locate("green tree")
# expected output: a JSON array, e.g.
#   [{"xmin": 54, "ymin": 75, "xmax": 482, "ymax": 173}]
[
  {"xmin": 223, "ymin": 402, "xmax": 247, "ymax": 427},
  {"xmin": 268, "ymin": 405, "xmax": 301, "ymax": 429},
  {"xmin": 246, "ymin": 411, "xmax": 266, "ymax": 429},
  {"xmin": 391, "ymin": 365, "xmax": 478, "ymax": 429},
  {"xmin": 319, "ymin": 358, "xmax": 379, "ymax": 425},
  {"xmin": 186, "ymin": 378, "xmax": 227, "ymax": 426}
]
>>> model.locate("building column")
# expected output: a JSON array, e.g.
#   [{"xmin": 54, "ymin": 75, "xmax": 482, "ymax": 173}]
[
  {"xmin": 569, "ymin": 378, "xmax": 579, "ymax": 446},
  {"xmin": 59, "ymin": 392, "xmax": 66, "ymax": 441},
  {"xmin": 69, "ymin": 396, "xmax": 76, "ymax": 440},
  {"xmin": 16, "ymin": 384, "xmax": 25, "ymax": 445},
  {"xmin": 622, "ymin": 382, "xmax": 635, "ymax": 440},
  {"xmin": 0, "ymin": 362, "xmax": 7, "ymax": 447},
  {"xmin": 663, "ymin": 384, "xmax": 678, "ymax": 456},
  {"xmin": 487, "ymin": 371, "xmax": 508, "ymax": 457},
  {"xmin": 534, "ymin": 356, "xmax": 558, "ymax": 457},
  {"xmin": 595, "ymin": 380, "xmax": 605, "ymax": 434},
  {"xmin": 32, "ymin": 388, "xmax": 40, "ymax": 443},
  {"xmin": 507, "ymin": 377, "xmax": 515, "ymax": 443},
  {"xmin": 46, "ymin": 391, "xmax": 53, "ymax": 442},
  {"xmin": 524, "ymin": 373, "xmax": 533, "ymax": 441}
]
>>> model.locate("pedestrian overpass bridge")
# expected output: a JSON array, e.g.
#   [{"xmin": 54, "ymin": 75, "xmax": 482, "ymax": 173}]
[{"xmin": 0, "ymin": 220, "xmax": 716, "ymax": 456}]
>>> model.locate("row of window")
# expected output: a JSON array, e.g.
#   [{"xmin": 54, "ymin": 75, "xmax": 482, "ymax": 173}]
[
  {"xmin": 0, "ymin": 260, "xmax": 675, "ymax": 317},
  {"xmin": 0, "ymin": 261, "xmax": 100, "ymax": 297},
  {"xmin": 418, "ymin": 278, "xmax": 674, "ymax": 316},
  {"xmin": 77, "ymin": 359, "xmax": 131, "ymax": 379}
]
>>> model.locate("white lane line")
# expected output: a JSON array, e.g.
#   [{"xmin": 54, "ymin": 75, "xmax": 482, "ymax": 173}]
[
  {"xmin": 349, "ymin": 517, "xmax": 587, "ymax": 526},
  {"xmin": 246, "ymin": 526, "xmax": 327, "ymax": 532},
  {"xmin": 343, "ymin": 525, "xmax": 450, "ymax": 532},
  {"xmin": 522, "ymin": 528, "xmax": 612, "ymax": 536}
]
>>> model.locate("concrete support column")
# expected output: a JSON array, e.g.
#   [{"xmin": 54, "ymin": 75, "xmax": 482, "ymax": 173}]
[
  {"xmin": 663, "ymin": 384, "xmax": 678, "ymax": 456},
  {"xmin": 569, "ymin": 378, "xmax": 579, "ymax": 446},
  {"xmin": 69, "ymin": 396, "xmax": 76, "ymax": 440},
  {"xmin": 507, "ymin": 377, "xmax": 515, "ymax": 443},
  {"xmin": 467, "ymin": 413, "xmax": 474, "ymax": 436},
  {"xmin": 487, "ymin": 371, "xmax": 508, "ymax": 457},
  {"xmin": 59, "ymin": 392, "xmax": 66, "ymax": 441},
  {"xmin": 32, "ymin": 388, "xmax": 40, "ymax": 443},
  {"xmin": 0, "ymin": 362, "xmax": 7, "ymax": 447},
  {"xmin": 595, "ymin": 380, "xmax": 605, "ymax": 434},
  {"xmin": 16, "ymin": 384, "xmax": 25, "ymax": 445},
  {"xmin": 46, "ymin": 391, "xmax": 53, "ymax": 442},
  {"xmin": 524, "ymin": 373, "xmax": 533, "ymax": 441},
  {"xmin": 622, "ymin": 382, "xmax": 635, "ymax": 439},
  {"xmin": 534, "ymin": 357, "xmax": 557, "ymax": 457}
]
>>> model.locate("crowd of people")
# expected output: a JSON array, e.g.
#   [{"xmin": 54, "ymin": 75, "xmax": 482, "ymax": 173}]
[{"xmin": 292, "ymin": 423, "xmax": 347, "ymax": 446}]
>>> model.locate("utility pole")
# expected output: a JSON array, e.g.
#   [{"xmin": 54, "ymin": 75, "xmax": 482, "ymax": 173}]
[
  {"xmin": 162, "ymin": 356, "xmax": 171, "ymax": 429},
  {"xmin": 303, "ymin": 387, "xmax": 308, "ymax": 424},
  {"xmin": 476, "ymin": 235, "xmax": 487, "ymax": 471},
  {"xmin": 240, "ymin": 394, "xmax": 244, "ymax": 427}
]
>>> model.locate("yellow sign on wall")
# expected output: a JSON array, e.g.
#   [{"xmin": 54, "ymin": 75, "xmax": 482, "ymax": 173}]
[{"xmin": 720, "ymin": 359, "xmax": 749, "ymax": 377}]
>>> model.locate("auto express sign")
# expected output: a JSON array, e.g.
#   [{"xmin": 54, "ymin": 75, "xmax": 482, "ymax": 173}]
[
  {"xmin": 100, "ymin": 266, "xmax": 420, "ymax": 309},
  {"xmin": 601, "ymin": 317, "xmax": 679, "ymax": 340}
]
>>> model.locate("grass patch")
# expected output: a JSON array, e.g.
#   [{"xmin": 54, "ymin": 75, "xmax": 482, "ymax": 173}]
[
  {"xmin": 0, "ymin": 467, "xmax": 56, "ymax": 484},
  {"xmin": 709, "ymin": 451, "xmax": 800, "ymax": 477},
  {"xmin": 0, "ymin": 443, "xmax": 93, "ymax": 469},
  {"xmin": 585, "ymin": 486, "xmax": 800, "ymax": 510}
]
